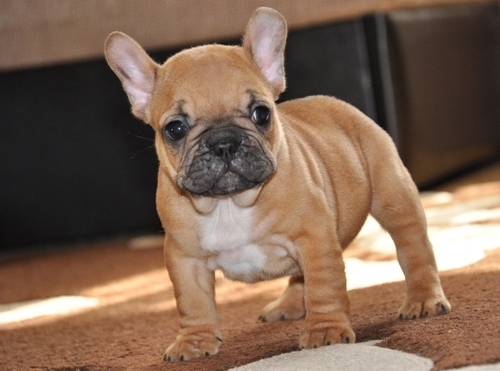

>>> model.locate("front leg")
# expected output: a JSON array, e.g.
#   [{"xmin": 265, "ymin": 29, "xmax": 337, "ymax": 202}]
[
  {"xmin": 298, "ymin": 235, "xmax": 355, "ymax": 349},
  {"xmin": 163, "ymin": 243, "xmax": 221, "ymax": 362}
]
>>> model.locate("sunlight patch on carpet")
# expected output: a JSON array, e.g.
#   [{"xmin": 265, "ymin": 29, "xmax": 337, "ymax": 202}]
[
  {"xmin": 80, "ymin": 269, "xmax": 168, "ymax": 304},
  {"xmin": 345, "ymin": 189, "xmax": 500, "ymax": 290},
  {"xmin": 0, "ymin": 296, "xmax": 98, "ymax": 325}
]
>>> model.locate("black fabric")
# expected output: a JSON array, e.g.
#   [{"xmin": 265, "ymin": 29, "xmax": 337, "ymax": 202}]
[{"xmin": 0, "ymin": 60, "xmax": 162, "ymax": 247}]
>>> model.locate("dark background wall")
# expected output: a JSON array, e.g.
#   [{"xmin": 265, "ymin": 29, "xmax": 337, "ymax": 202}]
[
  {"xmin": 0, "ymin": 60, "xmax": 161, "ymax": 248},
  {"xmin": 381, "ymin": 4, "xmax": 500, "ymax": 186}
]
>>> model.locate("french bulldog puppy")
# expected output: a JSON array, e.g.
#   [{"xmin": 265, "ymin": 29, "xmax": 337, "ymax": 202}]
[{"xmin": 105, "ymin": 7, "xmax": 450, "ymax": 362}]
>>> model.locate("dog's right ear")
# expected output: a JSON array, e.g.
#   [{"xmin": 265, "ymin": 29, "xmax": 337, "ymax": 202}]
[{"xmin": 104, "ymin": 32, "xmax": 158, "ymax": 123}]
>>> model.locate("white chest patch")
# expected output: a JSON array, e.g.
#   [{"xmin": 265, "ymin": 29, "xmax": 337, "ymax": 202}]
[
  {"xmin": 200, "ymin": 198, "xmax": 254, "ymax": 252},
  {"xmin": 199, "ymin": 199, "xmax": 267, "ymax": 278},
  {"xmin": 213, "ymin": 243, "xmax": 267, "ymax": 278}
]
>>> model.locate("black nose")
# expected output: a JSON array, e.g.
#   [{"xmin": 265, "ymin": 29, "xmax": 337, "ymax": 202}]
[
  {"xmin": 212, "ymin": 141, "xmax": 238, "ymax": 160},
  {"xmin": 206, "ymin": 129, "xmax": 242, "ymax": 162}
]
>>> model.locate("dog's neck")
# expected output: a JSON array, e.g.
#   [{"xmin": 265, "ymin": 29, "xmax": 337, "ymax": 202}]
[{"xmin": 190, "ymin": 186, "xmax": 263, "ymax": 214}]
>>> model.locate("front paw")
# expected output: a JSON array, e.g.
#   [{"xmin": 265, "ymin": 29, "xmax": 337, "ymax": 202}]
[
  {"xmin": 299, "ymin": 319, "xmax": 355, "ymax": 349},
  {"xmin": 398, "ymin": 294, "xmax": 451, "ymax": 320},
  {"xmin": 163, "ymin": 327, "xmax": 222, "ymax": 362}
]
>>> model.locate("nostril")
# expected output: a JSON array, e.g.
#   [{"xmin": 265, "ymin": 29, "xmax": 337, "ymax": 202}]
[
  {"xmin": 212, "ymin": 140, "xmax": 239, "ymax": 160},
  {"xmin": 205, "ymin": 128, "xmax": 244, "ymax": 161}
]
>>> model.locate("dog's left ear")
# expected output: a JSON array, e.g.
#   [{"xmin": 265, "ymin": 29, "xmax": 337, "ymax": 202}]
[{"xmin": 243, "ymin": 7, "xmax": 287, "ymax": 98}]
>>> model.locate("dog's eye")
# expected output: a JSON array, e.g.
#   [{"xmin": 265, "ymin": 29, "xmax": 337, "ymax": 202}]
[
  {"xmin": 251, "ymin": 105, "xmax": 270, "ymax": 127},
  {"xmin": 164, "ymin": 120, "xmax": 188, "ymax": 141}
]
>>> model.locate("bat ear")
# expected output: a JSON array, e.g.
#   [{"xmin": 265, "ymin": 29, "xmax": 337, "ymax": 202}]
[
  {"xmin": 104, "ymin": 32, "xmax": 158, "ymax": 123},
  {"xmin": 243, "ymin": 7, "xmax": 287, "ymax": 98}
]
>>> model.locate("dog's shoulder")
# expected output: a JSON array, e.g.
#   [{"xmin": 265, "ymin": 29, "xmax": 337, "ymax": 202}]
[
  {"xmin": 276, "ymin": 95, "xmax": 370, "ymax": 135},
  {"xmin": 277, "ymin": 95, "xmax": 360, "ymax": 121}
]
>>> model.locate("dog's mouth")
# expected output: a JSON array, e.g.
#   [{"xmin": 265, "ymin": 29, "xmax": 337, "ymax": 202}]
[
  {"xmin": 202, "ymin": 170, "xmax": 260, "ymax": 196},
  {"xmin": 178, "ymin": 128, "xmax": 275, "ymax": 196}
]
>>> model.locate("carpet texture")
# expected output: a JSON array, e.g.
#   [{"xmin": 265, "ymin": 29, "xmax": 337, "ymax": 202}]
[{"xmin": 0, "ymin": 181, "xmax": 499, "ymax": 371}]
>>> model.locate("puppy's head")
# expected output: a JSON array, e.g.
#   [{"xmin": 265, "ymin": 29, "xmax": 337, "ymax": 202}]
[{"xmin": 105, "ymin": 7, "xmax": 287, "ymax": 211}]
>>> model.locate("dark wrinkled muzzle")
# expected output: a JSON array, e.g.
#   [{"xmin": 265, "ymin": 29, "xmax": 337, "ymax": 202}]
[{"xmin": 179, "ymin": 127, "xmax": 275, "ymax": 196}]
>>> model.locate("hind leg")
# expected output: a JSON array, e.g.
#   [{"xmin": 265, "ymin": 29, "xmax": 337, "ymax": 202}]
[
  {"xmin": 370, "ymin": 158, "xmax": 450, "ymax": 319},
  {"xmin": 259, "ymin": 276, "xmax": 305, "ymax": 322}
]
